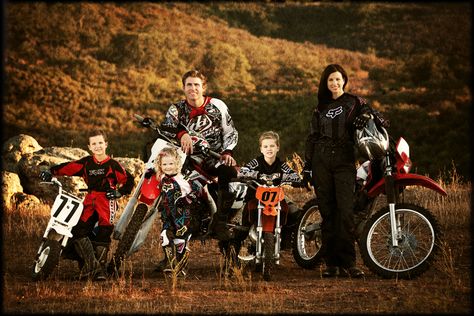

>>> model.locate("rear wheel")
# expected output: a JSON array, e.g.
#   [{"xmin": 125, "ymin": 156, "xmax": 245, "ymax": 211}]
[
  {"xmin": 292, "ymin": 199, "xmax": 323, "ymax": 269},
  {"xmin": 31, "ymin": 239, "xmax": 62, "ymax": 281},
  {"xmin": 109, "ymin": 203, "xmax": 148, "ymax": 274},
  {"xmin": 262, "ymin": 232, "xmax": 275, "ymax": 281}
]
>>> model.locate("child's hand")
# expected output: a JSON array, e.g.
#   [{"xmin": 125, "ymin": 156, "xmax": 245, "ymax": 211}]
[
  {"xmin": 39, "ymin": 170, "xmax": 53, "ymax": 182},
  {"xmin": 106, "ymin": 189, "xmax": 122, "ymax": 200}
]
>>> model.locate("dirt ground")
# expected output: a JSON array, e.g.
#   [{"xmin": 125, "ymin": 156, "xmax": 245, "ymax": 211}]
[{"xmin": 2, "ymin": 224, "xmax": 471, "ymax": 314}]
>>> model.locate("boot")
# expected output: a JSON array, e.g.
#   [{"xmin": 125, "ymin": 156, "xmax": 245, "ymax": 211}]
[
  {"xmin": 92, "ymin": 241, "xmax": 110, "ymax": 272},
  {"xmin": 74, "ymin": 237, "xmax": 106, "ymax": 281},
  {"xmin": 210, "ymin": 190, "xmax": 236, "ymax": 241},
  {"xmin": 154, "ymin": 247, "xmax": 172, "ymax": 272}
]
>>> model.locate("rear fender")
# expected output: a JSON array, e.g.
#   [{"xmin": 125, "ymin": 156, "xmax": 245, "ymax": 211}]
[{"xmin": 367, "ymin": 173, "xmax": 447, "ymax": 198}]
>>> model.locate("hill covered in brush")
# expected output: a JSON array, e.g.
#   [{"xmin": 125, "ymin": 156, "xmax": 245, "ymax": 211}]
[{"xmin": 4, "ymin": 2, "xmax": 471, "ymax": 180}]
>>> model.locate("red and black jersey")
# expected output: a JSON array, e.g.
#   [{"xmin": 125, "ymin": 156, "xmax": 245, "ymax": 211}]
[{"xmin": 50, "ymin": 155, "xmax": 134, "ymax": 195}]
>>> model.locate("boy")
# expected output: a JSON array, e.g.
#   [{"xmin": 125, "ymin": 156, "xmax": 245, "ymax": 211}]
[
  {"xmin": 238, "ymin": 131, "xmax": 303, "ymax": 227},
  {"xmin": 40, "ymin": 130, "xmax": 134, "ymax": 280}
]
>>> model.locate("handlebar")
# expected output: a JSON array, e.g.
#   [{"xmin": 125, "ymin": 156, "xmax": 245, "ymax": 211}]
[{"xmin": 134, "ymin": 113, "xmax": 222, "ymax": 160}]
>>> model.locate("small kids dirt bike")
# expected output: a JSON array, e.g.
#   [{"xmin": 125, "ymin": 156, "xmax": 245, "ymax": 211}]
[
  {"xmin": 31, "ymin": 177, "xmax": 85, "ymax": 281},
  {"xmin": 237, "ymin": 177, "xmax": 302, "ymax": 281}
]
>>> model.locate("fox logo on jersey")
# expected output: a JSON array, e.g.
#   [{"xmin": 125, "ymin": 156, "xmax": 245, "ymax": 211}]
[{"xmin": 326, "ymin": 106, "xmax": 343, "ymax": 119}]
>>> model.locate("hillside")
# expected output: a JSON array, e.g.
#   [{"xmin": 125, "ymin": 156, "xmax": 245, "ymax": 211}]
[{"xmin": 3, "ymin": 2, "xmax": 471, "ymax": 180}]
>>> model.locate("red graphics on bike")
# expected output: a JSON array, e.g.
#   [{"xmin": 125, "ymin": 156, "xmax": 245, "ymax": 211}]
[{"xmin": 139, "ymin": 175, "xmax": 161, "ymax": 205}]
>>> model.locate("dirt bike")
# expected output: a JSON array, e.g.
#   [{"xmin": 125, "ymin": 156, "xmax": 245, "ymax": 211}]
[
  {"xmin": 31, "ymin": 177, "xmax": 86, "ymax": 281},
  {"xmin": 292, "ymin": 120, "xmax": 447, "ymax": 279},
  {"xmin": 236, "ymin": 177, "xmax": 302, "ymax": 281},
  {"xmin": 108, "ymin": 114, "xmax": 250, "ymax": 274}
]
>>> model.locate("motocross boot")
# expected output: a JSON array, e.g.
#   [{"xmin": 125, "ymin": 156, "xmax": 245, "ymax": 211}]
[
  {"xmin": 210, "ymin": 190, "xmax": 236, "ymax": 241},
  {"xmin": 92, "ymin": 241, "xmax": 110, "ymax": 272},
  {"xmin": 73, "ymin": 237, "xmax": 106, "ymax": 281},
  {"xmin": 154, "ymin": 246, "xmax": 172, "ymax": 272},
  {"xmin": 173, "ymin": 240, "xmax": 190, "ymax": 277}
]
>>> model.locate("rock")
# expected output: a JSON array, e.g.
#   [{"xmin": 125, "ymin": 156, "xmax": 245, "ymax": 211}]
[
  {"xmin": 1, "ymin": 171, "xmax": 24, "ymax": 209},
  {"xmin": 2, "ymin": 134, "xmax": 43, "ymax": 173},
  {"xmin": 18, "ymin": 146, "xmax": 90, "ymax": 202},
  {"xmin": 12, "ymin": 192, "xmax": 41, "ymax": 210}
]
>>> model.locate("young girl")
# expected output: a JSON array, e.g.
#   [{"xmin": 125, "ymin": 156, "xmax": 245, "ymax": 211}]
[{"xmin": 154, "ymin": 147, "xmax": 204, "ymax": 275}]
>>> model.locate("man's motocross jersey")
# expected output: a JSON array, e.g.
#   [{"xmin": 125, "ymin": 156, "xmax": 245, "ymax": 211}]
[{"xmin": 160, "ymin": 96, "xmax": 238, "ymax": 155}]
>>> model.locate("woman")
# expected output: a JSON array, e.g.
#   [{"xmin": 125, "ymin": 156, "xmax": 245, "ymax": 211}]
[{"xmin": 303, "ymin": 64, "xmax": 389, "ymax": 278}]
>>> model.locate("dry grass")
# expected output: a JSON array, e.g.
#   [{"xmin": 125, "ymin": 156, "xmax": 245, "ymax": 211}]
[{"xmin": 2, "ymin": 171, "xmax": 471, "ymax": 314}]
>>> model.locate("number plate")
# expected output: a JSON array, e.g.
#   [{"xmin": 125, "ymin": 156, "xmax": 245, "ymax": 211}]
[{"xmin": 50, "ymin": 193, "xmax": 84, "ymax": 227}]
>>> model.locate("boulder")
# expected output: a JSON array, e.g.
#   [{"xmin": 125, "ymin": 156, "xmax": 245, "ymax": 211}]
[
  {"xmin": 2, "ymin": 134, "xmax": 43, "ymax": 173},
  {"xmin": 1, "ymin": 171, "xmax": 24, "ymax": 209},
  {"xmin": 17, "ymin": 146, "xmax": 89, "ymax": 202}
]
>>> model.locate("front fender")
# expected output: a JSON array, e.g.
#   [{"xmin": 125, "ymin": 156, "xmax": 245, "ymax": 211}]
[{"xmin": 367, "ymin": 173, "xmax": 447, "ymax": 198}]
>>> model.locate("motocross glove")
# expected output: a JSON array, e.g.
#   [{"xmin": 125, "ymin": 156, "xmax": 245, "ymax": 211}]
[
  {"xmin": 141, "ymin": 117, "xmax": 154, "ymax": 127},
  {"xmin": 354, "ymin": 113, "xmax": 373, "ymax": 129},
  {"xmin": 144, "ymin": 168, "xmax": 155, "ymax": 179},
  {"xmin": 106, "ymin": 189, "xmax": 122, "ymax": 200},
  {"xmin": 302, "ymin": 162, "xmax": 312, "ymax": 188},
  {"xmin": 39, "ymin": 170, "xmax": 53, "ymax": 182}
]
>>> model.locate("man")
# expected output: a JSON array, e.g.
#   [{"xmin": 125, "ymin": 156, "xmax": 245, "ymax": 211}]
[{"xmin": 159, "ymin": 70, "xmax": 239, "ymax": 241}]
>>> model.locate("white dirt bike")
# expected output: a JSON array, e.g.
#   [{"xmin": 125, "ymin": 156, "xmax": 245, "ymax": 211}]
[{"xmin": 31, "ymin": 177, "xmax": 85, "ymax": 281}]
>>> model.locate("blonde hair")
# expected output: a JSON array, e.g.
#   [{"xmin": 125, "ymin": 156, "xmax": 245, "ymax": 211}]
[
  {"xmin": 155, "ymin": 147, "xmax": 181, "ymax": 176},
  {"xmin": 259, "ymin": 131, "xmax": 280, "ymax": 147}
]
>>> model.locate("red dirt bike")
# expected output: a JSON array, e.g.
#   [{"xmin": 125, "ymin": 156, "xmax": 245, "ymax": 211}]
[
  {"xmin": 292, "ymin": 119, "xmax": 447, "ymax": 279},
  {"xmin": 236, "ymin": 177, "xmax": 301, "ymax": 281},
  {"xmin": 108, "ymin": 114, "xmax": 250, "ymax": 275}
]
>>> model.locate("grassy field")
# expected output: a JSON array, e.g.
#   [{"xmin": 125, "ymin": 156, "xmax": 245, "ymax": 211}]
[{"xmin": 2, "ymin": 170, "xmax": 471, "ymax": 314}]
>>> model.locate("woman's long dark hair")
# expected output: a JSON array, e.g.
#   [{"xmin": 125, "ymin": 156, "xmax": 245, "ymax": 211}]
[{"xmin": 317, "ymin": 64, "xmax": 348, "ymax": 106}]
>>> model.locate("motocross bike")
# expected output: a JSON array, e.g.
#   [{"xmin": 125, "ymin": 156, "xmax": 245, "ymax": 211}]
[
  {"xmin": 108, "ymin": 114, "xmax": 250, "ymax": 275},
  {"xmin": 236, "ymin": 177, "xmax": 302, "ymax": 281},
  {"xmin": 292, "ymin": 119, "xmax": 447, "ymax": 279},
  {"xmin": 31, "ymin": 177, "xmax": 86, "ymax": 281}
]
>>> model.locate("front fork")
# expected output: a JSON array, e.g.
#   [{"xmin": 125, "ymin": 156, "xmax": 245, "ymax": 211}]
[
  {"xmin": 255, "ymin": 202, "xmax": 281, "ymax": 265},
  {"xmin": 384, "ymin": 154, "xmax": 400, "ymax": 247}
]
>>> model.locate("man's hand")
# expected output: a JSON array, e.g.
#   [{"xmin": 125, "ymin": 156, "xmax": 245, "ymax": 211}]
[
  {"xmin": 39, "ymin": 170, "xmax": 53, "ymax": 182},
  {"xmin": 106, "ymin": 189, "xmax": 122, "ymax": 200},
  {"xmin": 221, "ymin": 153, "xmax": 236, "ymax": 166},
  {"xmin": 141, "ymin": 117, "xmax": 154, "ymax": 127},
  {"xmin": 180, "ymin": 133, "xmax": 193, "ymax": 155}
]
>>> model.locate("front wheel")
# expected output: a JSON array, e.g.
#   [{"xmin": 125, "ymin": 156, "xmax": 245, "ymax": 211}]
[
  {"xmin": 360, "ymin": 203, "xmax": 441, "ymax": 279},
  {"xmin": 292, "ymin": 199, "xmax": 323, "ymax": 269},
  {"xmin": 262, "ymin": 232, "xmax": 275, "ymax": 281},
  {"xmin": 109, "ymin": 203, "xmax": 148, "ymax": 274},
  {"xmin": 31, "ymin": 239, "xmax": 62, "ymax": 281}
]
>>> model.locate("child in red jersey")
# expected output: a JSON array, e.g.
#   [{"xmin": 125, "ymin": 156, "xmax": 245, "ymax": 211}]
[{"xmin": 40, "ymin": 130, "xmax": 134, "ymax": 280}]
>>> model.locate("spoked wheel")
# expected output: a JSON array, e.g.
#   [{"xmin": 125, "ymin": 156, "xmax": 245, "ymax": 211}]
[
  {"xmin": 292, "ymin": 199, "xmax": 324, "ymax": 269},
  {"xmin": 360, "ymin": 203, "xmax": 441, "ymax": 279},
  {"xmin": 262, "ymin": 232, "xmax": 275, "ymax": 281},
  {"xmin": 31, "ymin": 239, "xmax": 62, "ymax": 281}
]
